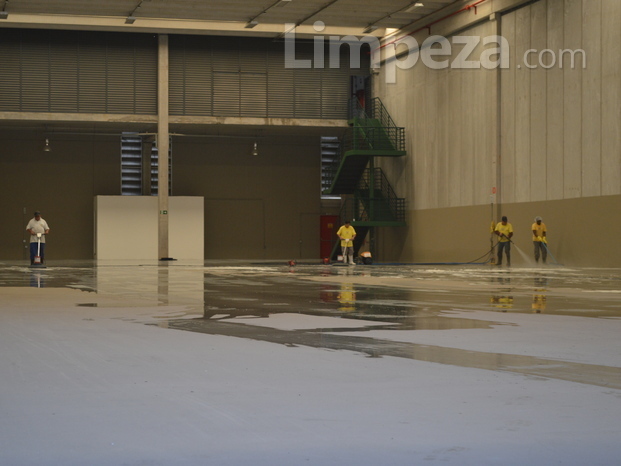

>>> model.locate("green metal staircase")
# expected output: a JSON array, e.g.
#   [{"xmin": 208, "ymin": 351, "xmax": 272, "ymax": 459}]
[
  {"xmin": 323, "ymin": 97, "xmax": 407, "ymax": 259},
  {"xmin": 324, "ymin": 98, "xmax": 406, "ymax": 195},
  {"xmin": 350, "ymin": 168, "xmax": 406, "ymax": 226}
]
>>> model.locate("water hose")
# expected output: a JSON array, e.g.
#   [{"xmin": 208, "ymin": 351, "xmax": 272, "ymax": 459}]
[{"xmin": 541, "ymin": 241, "xmax": 561, "ymax": 265}]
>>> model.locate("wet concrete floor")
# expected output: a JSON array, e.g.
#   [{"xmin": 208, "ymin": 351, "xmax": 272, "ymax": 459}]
[{"xmin": 2, "ymin": 261, "xmax": 620, "ymax": 389}]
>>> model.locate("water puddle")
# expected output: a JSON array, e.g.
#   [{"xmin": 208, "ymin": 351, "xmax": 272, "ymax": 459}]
[
  {"xmin": 1, "ymin": 261, "xmax": 620, "ymax": 389},
  {"xmin": 154, "ymin": 316, "xmax": 621, "ymax": 390}
]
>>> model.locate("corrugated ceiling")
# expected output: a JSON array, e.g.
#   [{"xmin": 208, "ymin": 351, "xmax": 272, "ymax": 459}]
[{"xmin": 0, "ymin": 0, "xmax": 459, "ymax": 37}]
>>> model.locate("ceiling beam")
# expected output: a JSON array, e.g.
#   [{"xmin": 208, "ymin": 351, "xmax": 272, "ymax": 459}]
[{"xmin": 0, "ymin": 13, "xmax": 379, "ymax": 38}]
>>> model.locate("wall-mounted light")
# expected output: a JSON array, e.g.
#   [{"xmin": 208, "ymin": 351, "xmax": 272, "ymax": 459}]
[
  {"xmin": 125, "ymin": 16, "xmax": 137, "ymax": 24},
  {"xmin": 0, "ymin": 11, "xmax": 8, "ymax": 19},
  {"xmin": 43, "ymin": 138, "xmax": 52, "ymax": 153},
  {"xmin": 245, "ymin": 20, "xmax": 259, "ymax": 28},
  {"xmin": 251, "ymin": 141, "xmax": 259, "ymax": 156},
  {"xmin": 405, "ymin": 2, "xmax": 424, "ymax": 13}
]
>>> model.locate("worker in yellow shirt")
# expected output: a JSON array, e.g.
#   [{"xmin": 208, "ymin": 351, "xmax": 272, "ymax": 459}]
[
  {"xmin": 336, "ymin": 220, "xmax": 356, "ymax": 265},
  {"xmin": 494, "ymin": 216, "xmax": 513, "ymax": 266},
  {"xmin": 532, "ymin": 216, "xmax": 547, "ymax": 264}
]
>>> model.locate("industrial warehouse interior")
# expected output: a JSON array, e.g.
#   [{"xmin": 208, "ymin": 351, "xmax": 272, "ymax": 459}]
[{"xmin": 1, "ymin": 0, "xmax": 620, "ymax": 465}]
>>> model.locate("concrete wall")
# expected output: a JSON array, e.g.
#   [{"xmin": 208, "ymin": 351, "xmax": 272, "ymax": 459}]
[
  {"xmin": 500, "ymin": 0, "xmax": 621, "ymax": 203},
  {"xmin": 172, "ymin": 135, "xmax": 322, "ymax": 260},
  {"xmin": 375, "ymin": 0, "xmax": 621, "ymax": 266},
  {"xmin": 377, "ymin": 194, "xmax": 621, "ymax": 267},
  {"xmin": 378, "ymin": 19, "xmax": 498, "ymax": 210},
  {"xmin": 0, "ymin": 134, "xmax": 119, "ymax": 261},
  {"xmin": 0, "ymin": 132, "xmax": 323, "ymax": 261}
]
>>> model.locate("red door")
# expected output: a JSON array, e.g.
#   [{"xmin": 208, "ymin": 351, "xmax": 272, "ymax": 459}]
[{"xmin": 320, "ymin": 215, "xmax": 339, "ymax": 258}]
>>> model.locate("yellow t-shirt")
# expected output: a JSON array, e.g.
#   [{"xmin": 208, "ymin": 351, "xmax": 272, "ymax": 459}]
[
  {"xmin": 336, "ymin": 225, "xmax": 356, "ymax": 247},
  {"xmin": 495, "ymin": 222, "xmax": 513, "ymax": 242},
  {"xmin": 532, "ymin": 222, "xmax": 547, "ymax": 241}
]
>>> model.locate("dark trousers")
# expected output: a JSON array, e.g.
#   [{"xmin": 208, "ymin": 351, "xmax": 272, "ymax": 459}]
[
  {"xmin": 497, "ymin": 241, "xmax": 511, "ymax": 265},
  {"xmin": 30, "ymin": 242, "xmax": 45, "ymax": 264},
  {"xmin": 534, "ymin": 241, "xmax": 547, "ymax": 263}
]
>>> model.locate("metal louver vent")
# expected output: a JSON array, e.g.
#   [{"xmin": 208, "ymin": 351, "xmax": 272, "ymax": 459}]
[
  {"xmin": 121, "ymin": 135, "xmax": 143, "ymax": 195},
  {"xmin": 321, "ymin": 136, "xmax": 341, "ymax": 199},
  {"xmin": 121, "ymin": 134, "xmax": 172, "ymax": 196},
  {"xmin": 169, "ymin": 36, "xmax": 363, "ymax": 120},
  {"xmin": 0, "ymin": 29, "xmax": 157, "ymax": 115}
]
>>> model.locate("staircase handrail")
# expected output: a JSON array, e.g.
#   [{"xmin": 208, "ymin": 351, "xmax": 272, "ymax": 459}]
[
  {"xmin": 339, "ymin": 196, "xmax": 369, "ymax": 223},
  {"xmin": 367, "ymin": 98, "xmax": 399, "ymax": 130},
  {"xmin": 372, "ymin": 167, "xmax": 399, "ymax": 204},
  {"xmin": 324, "ymin": 98, "xmax": 405, "ymax": 200},
  {"xmin": 354, "ymin": 168, "xmax": 405, "ymax": 222},
  {"xmin": 373, "ymin": 168, "xmax": 399, "ymax": 213},
  {"xmin": 348, "ymin": 98, "xmax": 370, "ymax": 120},
  {"xmin": 345, "ymin": 125, "xmax": 405, "ymax": 152},
  {"xmin": 349, "ymin": 97, "xmax": 399, "ymax": 131},
  {"xmin": 340, "ymin": 194, "xmax": 405, "ymax": 224}
]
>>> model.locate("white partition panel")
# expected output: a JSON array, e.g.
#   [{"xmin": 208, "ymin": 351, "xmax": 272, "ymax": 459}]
[
  {"xmin": 169, "ymin": 197, "xmax": 204, "ymax": 260},
  {"xmin": 95, "ymin": 196, "xmax": 203, "ymax": 260}
]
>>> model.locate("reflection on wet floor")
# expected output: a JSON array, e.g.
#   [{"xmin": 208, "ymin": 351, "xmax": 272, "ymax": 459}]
[
  {"xmin": 489, "ymin": 272, "xmax": 552, "ymax": 313},
  {"xmin": 1, "ymin": 261, "xmax": 621, "ymax": 388},
  {"xmin": 157, "ymin": 317, "xmax": 621, "ymax": 389},
  {"xmin": 531, "ymin": 273, "xmax": 548, "ymax": 313},
  {"xmin": 490, "ymin": 273, "xmax": 514, "ymax": 310}
]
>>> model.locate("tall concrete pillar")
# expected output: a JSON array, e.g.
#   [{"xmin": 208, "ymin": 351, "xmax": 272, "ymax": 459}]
[
  {"xmin": 492, "ymin": 13, "xmax": 502, "ymax": 222},
  {"xmin": 158, "ymin": 34, "xmax": 170, "ymax": 260}
]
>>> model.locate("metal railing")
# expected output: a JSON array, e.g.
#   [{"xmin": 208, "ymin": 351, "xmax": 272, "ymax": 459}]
[
  {"xmin": 359, "ymin": 168, "xmax": 400, "ymax": 205},
  {"xmin": 367, "ymin": 98, "xmax": 399, "ymax": 130},
  {"xmin": 357, "ymin": 168, "xmax": 406, "ymax": 222},
  {"xmin": 348, "ymin": 97, "xmax": 399, "ymax": 130},
  {"xmin": 348, "ymin": 98, "xmax": 369, "ymax": 120},
  {"xmin": 340, "ymin": 196, "xmax": 405, "ymax": 224},
  {"xmin": 336, "ymin": 168, "xmax": 405, "ymax": 223},
  {"xmin": 342, "ymin": 125, "xmax": 405, "ymax": 152},
  {"xmin": 321, "ymin": 126, "xmax": 406, "ymax": 193},
  {"xmin": 323, "ymin": 97, "xmax": 405, "ymax": 196}
]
